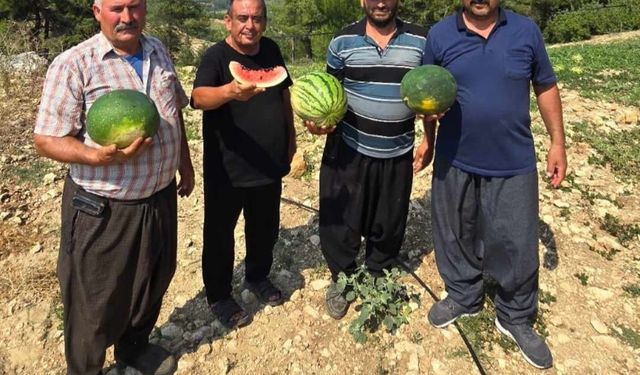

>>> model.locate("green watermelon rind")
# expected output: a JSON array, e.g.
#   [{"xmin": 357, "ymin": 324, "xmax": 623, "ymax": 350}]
[
  {"xmin": 400, "ymin": 65, "xmax": 457, "ymax": 115},
  {"xmin": 291, "ymin": 72, "xmax": 347, "ymax": 129},
  {"xmin": 86, "ymin": 89, "xmax": 160, "ymax": 149}
]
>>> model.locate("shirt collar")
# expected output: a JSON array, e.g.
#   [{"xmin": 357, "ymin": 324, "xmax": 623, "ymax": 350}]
[
  {"xmin": 96, "ymin": 32, "xmax": 155, "ymax": 59},
  {"xmin": 456, "ymin": 7, "xmax": 507, "ymax": 31}
]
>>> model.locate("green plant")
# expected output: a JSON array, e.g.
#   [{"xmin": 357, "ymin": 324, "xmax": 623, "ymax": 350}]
[
  {"xmin": 574, "ymin": 272, "xmax": 589, "ymax": 286},
  {"xmin": 600, "ymin": 213, "xmax": 640, "ymax": 247},
  {"xmin": 589, "ymin": 245, "xmax": 621, "ymax": 261},
  {"xmin": 622, "ymin": 283, "xmax": 640, "ymax": 298},
  {"xmin": 612, "ymin": 324, "xmax": 640, "ymax": 349},
  {"xmin": 539, "ymin": 289, "xmax": 557, "ymax": 305},
  {"xmin": 337, "ymin": 266, "xmax": 420, "ymax": 343}
]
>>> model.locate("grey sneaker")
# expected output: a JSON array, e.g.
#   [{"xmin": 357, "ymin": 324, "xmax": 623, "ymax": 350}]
[
  {"xmin": 116, "ymin": 343, "xmax": 177, "ymax": 375},
  {"xmin": 495, "ymin": 318, "xmax": 553, "ymax": 369},
  {"xmin": 325, "ymin": 281, "xmax": 351, "ymax": 320},
  {"xmin": 428, "ymin": 297, "xmax": 481, "ymax": 328}
]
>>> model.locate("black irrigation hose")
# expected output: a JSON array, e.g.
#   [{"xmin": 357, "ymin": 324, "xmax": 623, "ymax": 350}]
[
  {"xmin": 280, "ymin": 196, "xmax": 488, "ymax": 375},
  {"xmin": 397, "ymin": 260, "xmax": 488, "ymax": 375}
]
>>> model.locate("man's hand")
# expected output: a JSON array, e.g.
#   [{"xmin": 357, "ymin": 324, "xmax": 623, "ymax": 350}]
[
  {"xmin": 416, "ymin": 112, "xmax": 445, "ymax": 122},
  {"xmin": 177, "ymin": 161, "xmax": 195, "ymax": 197},
  {"xmin": 229, "ymin": 80, "xmax": 265, "ymax": 101},
  {"xmin": 93, "ymin": 137, "xmax": 152, "ymax": 165},
  {"xmin": 546, "ymin": 142, "xmax": 567, "ymax": 188},
  {"xmin": 304, "ymin": 120, "xmax": 336, "ymax": 135},
  {"xmin": 413, "ymin": 137, "xmax": 435, "ymax": 173}
]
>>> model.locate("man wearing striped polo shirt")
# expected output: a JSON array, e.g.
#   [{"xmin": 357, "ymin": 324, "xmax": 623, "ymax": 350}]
[
  {"xmin": 33, "ymin": 0, "xmax": 193, "ymax": 373},
  {"xmin": 306, "ymin": 0, "xmax": 436, "ymax": 319}
]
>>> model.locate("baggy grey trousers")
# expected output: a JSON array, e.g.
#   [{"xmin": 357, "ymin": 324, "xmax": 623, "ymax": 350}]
[{"xmin": 431, "ymin": 157, "xmax": 539, "ymax": 324}]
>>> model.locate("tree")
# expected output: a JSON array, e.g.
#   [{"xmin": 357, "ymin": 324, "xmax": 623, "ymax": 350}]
[{"xmin": 0, "ymin": 0, "xmax": 96, "ymax": 56}]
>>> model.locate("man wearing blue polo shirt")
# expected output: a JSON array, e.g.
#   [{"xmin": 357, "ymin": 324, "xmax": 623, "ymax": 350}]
[{"xmin": 420, "ymin": 0, "xmax": 567, "ymax": 369}]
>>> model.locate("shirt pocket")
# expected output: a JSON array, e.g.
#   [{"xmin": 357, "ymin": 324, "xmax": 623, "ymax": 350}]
[
  {"xmin": 152, "ymin": 70, "xmax": 178, "ymax": 115},
  {"xmin": 504, "ymin": 50, "xmax": 533, "ymax": 80}
]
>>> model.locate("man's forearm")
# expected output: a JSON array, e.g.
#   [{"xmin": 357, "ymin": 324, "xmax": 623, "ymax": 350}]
[
  {"xmin": 422, "ymin": 118, "xmax": 437, "ymax": 146},
  {"xmin": 34, "ymin": 134, "xmax": 98, "ymax": 165},
  {"xmin": 534, "ymin": 83, "xmax": 565, "ymax": 146},
  {"xmin": 191, "ymin": 84, "xmax": 233, "ymax": 111}
]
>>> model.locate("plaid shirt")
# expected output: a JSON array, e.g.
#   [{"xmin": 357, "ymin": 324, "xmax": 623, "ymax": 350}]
[{"xmin": 35, "ymin": 32, "xmax": 189, "ymax": 200}]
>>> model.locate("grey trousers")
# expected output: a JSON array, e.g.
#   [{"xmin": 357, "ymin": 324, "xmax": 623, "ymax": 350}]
[{"xmin": 431, "ymin": 157, "xmax": 539, "ymax": 324}]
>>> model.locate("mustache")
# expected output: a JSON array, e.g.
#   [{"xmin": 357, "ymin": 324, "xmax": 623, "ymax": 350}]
[
  {"xmin": 114, "ymin": 23, "xmax": 139, "ymax": 32},
  {"xmin": 471, "ymin": 0, "xmax": 488, "ymax": 4}
]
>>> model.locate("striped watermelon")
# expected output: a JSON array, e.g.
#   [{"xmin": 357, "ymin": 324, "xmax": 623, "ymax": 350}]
[{"xmin": 290, "ymin": 72, "xmax": 347, "ymax": 129}]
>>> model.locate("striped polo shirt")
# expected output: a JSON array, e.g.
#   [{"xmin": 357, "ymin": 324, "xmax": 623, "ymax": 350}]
[
  {"xmin": 327, "ymin": 19, "xmax": 427, "ymax": 158},
  {"xmin": 34, "ymin": 32, "xmax": 189, "ymax": 200}
]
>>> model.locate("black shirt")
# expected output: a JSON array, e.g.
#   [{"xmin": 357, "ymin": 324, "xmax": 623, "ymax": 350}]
[{"xmin": 193, "ymin": 37, "xmax": 293, "ymax": 187}]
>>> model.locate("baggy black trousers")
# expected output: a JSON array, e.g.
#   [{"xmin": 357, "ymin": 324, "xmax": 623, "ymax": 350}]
[
  {"xmin": 319, "ymin": 134, "xmax": 413, "ymax": 281},
  {"xmin": 431, "ymin": 157, "xmax": 540, "ymax": 324},
  {"xmin": 202, "ymin": 181, "xmax": 281, "ymax": 304},
  {"xmin": 58, "ymin": 176, "xmax": 177, "ymax": 375}
]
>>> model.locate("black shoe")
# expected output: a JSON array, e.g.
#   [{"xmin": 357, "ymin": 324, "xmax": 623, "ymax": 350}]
[
  {"xmin": 116, "ymin": 343, "xmax": 177, "ymax": 375},
  {"xmin": 210, "ymin": 297, "xmax": 252, "ymax": 329},
  {"xmin": 325, "ymin": 281, "xmax": 351, "ymax": 320},
  {"xmin": 427, "ymin": 297, "xmax": 481, "ymax": 328},
  {"xmin": 495, "ymin": 318, "xmax": 553, "ymax": 369},
  {"xmin": 243, "ymin": 278, "xmax": 284, "ymax": 306}
]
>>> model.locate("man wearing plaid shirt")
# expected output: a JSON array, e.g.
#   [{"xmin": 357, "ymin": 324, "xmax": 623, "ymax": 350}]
[{"xmin": 33, "ymin": 0, "xmax": 193, "ymax": 374}]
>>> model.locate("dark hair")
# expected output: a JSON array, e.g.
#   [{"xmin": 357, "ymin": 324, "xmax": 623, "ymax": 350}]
[{"xmin": 227, "ymin": 0, "xmax": 268, "ymax": 19}]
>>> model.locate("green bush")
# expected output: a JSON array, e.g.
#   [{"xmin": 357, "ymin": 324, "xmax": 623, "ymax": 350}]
[{"xmin": 545, "ymin": 3, "xmax": 640, "ymax": 43}]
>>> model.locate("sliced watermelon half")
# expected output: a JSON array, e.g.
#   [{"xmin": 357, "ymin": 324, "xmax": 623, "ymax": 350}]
[{"xmin": 228, "ymin": 61, "xmax": 288, "ymax": 88}]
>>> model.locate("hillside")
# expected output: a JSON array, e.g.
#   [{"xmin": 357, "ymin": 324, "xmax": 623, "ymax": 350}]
[{"xmin": 0, "ymin": 33, "xmax": 638, "ymax": 375}]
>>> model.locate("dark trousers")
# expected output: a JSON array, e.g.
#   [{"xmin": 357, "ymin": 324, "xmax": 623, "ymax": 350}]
[
  {"xmin": 58, "ymin": 176, "xmax": 177, "ymax": 375},
  {"xmin": 431, "ymin": 157, "xmax": 539, "ymax": 325},
  {"xmin": 319, "ymin": 134, "xmax": 413, "ymax": 281},
  {"xmin": 202, "ymin": 181, "xmax": 281, "ymax": 304}
]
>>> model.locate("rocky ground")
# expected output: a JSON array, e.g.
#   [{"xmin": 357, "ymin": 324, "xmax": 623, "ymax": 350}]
[{"xmin": 0, "ymin": 33, "xmax": 639, "ymax": 375}]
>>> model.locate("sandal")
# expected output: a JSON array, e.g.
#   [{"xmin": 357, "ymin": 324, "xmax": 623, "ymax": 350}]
[
  {"xmin": 244, "ymin": 278, "xmax": 284, "ymax": 306},
  {"xmin": 210, "ymin": 297, "xmax": 251, "ymax": 329}
]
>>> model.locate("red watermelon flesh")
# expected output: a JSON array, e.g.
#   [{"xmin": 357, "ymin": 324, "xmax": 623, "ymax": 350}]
[{"xmin": 228, "ymin": 61, "xmax": 288, "ymax": 88}]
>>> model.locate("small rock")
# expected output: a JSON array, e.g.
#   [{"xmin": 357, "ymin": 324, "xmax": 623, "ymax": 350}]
[
  {"xmin": 282, "ymin": 339, "xmax": 293, "ymax": 351},
  {"xmin": 309, "ymin": 235, "xmax": 320, "ymax": 247},
  {"xmin": 590, "ymin": 319, "xmax": 609, "ymax": 334},
  {"xmin": 588, "ymin": 287, "xmax": 614, "ymax": 301},
  {"xmin": 407, "ymin": 352, "xmax": 419, "ymax": 372},
  {"xmin": 29, "ymin": 243, "xmax": 43, "ymax": 255},
  {"xmin": 591, "ymin": 335, "xmax": 619, "ymax": 348},
  {"xmin": 288, "ymin": 152, "xmax": 307, "ymax": 179},
  {"xmin": 241, "ymin": 289, "xmax": 256, "ymax": 305},
  {"xmin": 310, "ymin": 279, "xmax": 330, "ymax": 291},
  {"xmin": 320, "ymin": 348, "xmax": 330, "ymax": 358},
  {"xmin": 1, "ymin": 211, "xmax": 12, "ymax": 221},
  {"xmin": 553, "ymin": 200, "xmax": 570, "ymax": 208},
  {"xmin": 555, "ymin": 334, "xmax": 571, "ymax": 344},
  {"xmin": 290, "ymin": 289, "xmax": 302, "ymax": 301},
  {"xmin": 160, "ymin": 323, "xmax": 183, "ymax": 340},
  {"xmin": 303, "ymin": 305, "xmax": 320, "ymax": 319},
  {"xmin": 9, "ymin": 216, "xmax": 23, "ymax": 225},
  {"xmin": 43, "ymin": 173, "xmax": 57, "ymax": 185}
]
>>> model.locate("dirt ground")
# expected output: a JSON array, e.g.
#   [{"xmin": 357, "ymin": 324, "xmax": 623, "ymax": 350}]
[{"xmin": 0, "ymin": 33, "xmax": 639, "ymax": 375}]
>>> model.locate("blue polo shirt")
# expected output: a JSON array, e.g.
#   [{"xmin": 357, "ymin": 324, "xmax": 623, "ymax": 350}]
[{"xmin": 423, "ymin": 9, "xmax": 557, "ymax": 176}]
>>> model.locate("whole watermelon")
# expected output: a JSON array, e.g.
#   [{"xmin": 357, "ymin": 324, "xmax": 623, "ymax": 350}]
[
  {"xmin": 400, "ymin": 65, "xmax": 457, "ymax": 115},
  {"xmin": 86, "ymin": 89, "xmax": 160, "ymax": 148},
  {"xmin": 290, "ymin": 72, "xmax": 347, "ymax": 129}
]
